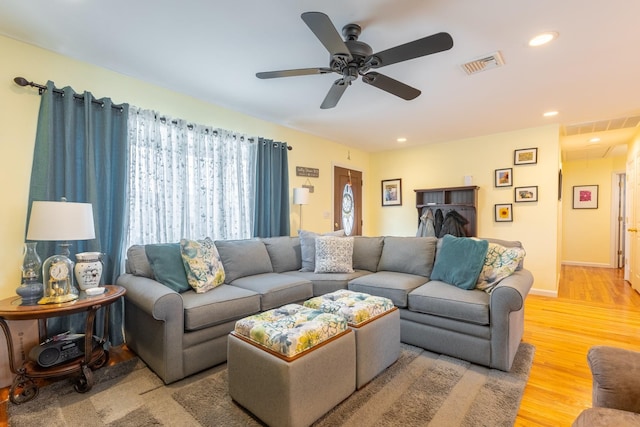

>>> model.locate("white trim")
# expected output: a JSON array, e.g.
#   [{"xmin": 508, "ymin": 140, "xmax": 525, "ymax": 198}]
[
  {"xmin": 561, "ymin": 260, "xmax": 614, "ymax": 268},
  {"xmin": 610, "ymin": 171, "xmax": 626, "ymax": 268},
  {"xmin": 529, "ymin": 288, "xmax": 558, "ymax": 297}
]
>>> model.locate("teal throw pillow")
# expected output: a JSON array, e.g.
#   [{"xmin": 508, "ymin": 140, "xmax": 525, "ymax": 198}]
[
  {"xmin": 430, "ymin": 235, "xmax": 489, "ymax": 290},
  {"xmin": 145, "ymin": 243, "xmax": 190, "ymax": 293}
]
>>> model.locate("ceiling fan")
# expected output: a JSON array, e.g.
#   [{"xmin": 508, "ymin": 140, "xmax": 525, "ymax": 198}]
[{"xmin": 256, "ymin": 11, "xmax": 454, "ymax": 109}]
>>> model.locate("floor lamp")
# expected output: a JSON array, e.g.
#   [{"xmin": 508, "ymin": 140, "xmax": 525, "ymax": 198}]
[{"xmin": 293, "ymin": 187, "xmax": 310, "ymax": 229}]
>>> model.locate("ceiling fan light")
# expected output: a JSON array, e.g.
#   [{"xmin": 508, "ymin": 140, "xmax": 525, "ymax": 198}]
[{"xmin": 529, "ymin": 32, "xmax": 558, "ymax": 47}]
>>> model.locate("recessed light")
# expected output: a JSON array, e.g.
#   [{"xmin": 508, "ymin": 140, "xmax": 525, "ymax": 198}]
[
  {"xmin": 396, "ymin": 137, "xmax": 407, "ymax": 143},
  {"xmin": 543, "ymin": 111, "xmax": 558, "ymax": 117},
  {"xmin": 529, "ymin": 32, "xmax": 559, "ymax": 47},
  {"xmin": 589, "ymin": 137, "xmax": 601, "ymax": 144}
]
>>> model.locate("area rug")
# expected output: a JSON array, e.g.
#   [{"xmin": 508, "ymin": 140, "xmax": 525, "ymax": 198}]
[{"xmin": 8, "ymin": 342, "xmax": 535, "ymax": 427}]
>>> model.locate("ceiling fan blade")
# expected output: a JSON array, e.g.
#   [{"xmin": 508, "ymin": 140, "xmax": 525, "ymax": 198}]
[
  {"xmin": 301, "ymin": 12, "xmax": 352, "ymax": 60},
  {"xmin": 368, "ymin": 32, "xmax": 453, "ymax": 69},
  {"xmin": 362, "ymin": 72, "xmax": 421, "ymax": 100},
  {"xmin": 256, "ymin": 67, "xmax": 332, "ymax": 79},
  {"xmin": 320, "ymin": 79, "xmax": 349, "ymax": 109}
]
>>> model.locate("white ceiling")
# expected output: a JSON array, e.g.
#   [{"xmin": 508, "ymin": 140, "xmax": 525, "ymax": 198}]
[{"xmin": 2, "ymin": 0, "xmax": 639, "ymax": 159}]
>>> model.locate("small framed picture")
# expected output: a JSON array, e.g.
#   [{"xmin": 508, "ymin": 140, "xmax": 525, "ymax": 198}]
[
  {"xmin": 494, "ymin": 168, "xmax": 513, "ymax": 187},
  {"xmin": 515, "ymin": 186, "xmax": 538, "ymax": 202},
  {"xmin": 495, "ymin": 204, "xmax": 513, "ymax": 222},
  {"xmin": 381, "ymin": 178, "xmax": 402, "ymax": 206},
  {"xmin": 573, "ymin": 185, "xmax": 598, "ymax": 209},
  {"xmin": 514, "ymin": 148, "xmax": 538, "ymax": 165}
]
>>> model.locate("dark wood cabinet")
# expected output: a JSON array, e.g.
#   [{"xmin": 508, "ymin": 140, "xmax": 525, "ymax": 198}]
[{"xmin": 415, "ymin": 186, "xmax": 479, "ymax": 237}]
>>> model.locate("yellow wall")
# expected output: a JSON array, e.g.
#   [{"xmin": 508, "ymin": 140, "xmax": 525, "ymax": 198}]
[
  {"xmin": 1, "ymin": 34, "xmax": 564, "ymax": 300},
  {"xmin": 0, "ymin": 35, "xmax": 370, "ymax": 299},
  {"xmin": 367, "ymin": 125, "xmax": 562, "ymax": 293},
  {"xmin": 561, "ymin": 156, "xmax": 626, "ymax": 266}
]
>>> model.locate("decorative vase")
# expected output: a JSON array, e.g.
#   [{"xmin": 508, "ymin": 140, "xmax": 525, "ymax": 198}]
[
  {"xmin": 16, "ymin": 242, "xmax": 43, "ymax": 305},
  {"xmin": 74, "ymin": 252, "xmax": 103, "ymax": 290}
]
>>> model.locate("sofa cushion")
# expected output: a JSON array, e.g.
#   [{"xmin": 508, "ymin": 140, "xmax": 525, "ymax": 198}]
[
  {"xmin": 352, "ymin": 236, "xmax": 384, "ymax": 272},
  {"xmin": 298, "ymin": 229, "xmax": 345, "ymax": 272},
  {"xmin": 262, "ymin": 236, "xmax": 302, "ymax": 273},
  {"xmin": 408, "ymin": 281, "xmax": 490, "ymax": 325},
  {"xmin": 144, "ymin": 243, "xmax": 190, "ymax": 293},
  {"xmin": 348, "ymin": 271, "xmax": 429, "ymax": 308},
  {"xmin": 180, "ymin": 237, "xmax": 226, "ymax": 293},
  {"xmin": 377, "ymin": 237, "xmax": 437, "ymax": 278},
  {"xmin": 283, "ymin": 270, "xmax": 372, "ymax": 296},
  {"xmin": 572, "ymin": 407, "xmax": 640, "ymax": 427},
  {"xmin": 181, "ymin": 284, "xmax": 261, "ymax": 331},
  {"xmin": 476, "ymin": 242, "xmax": 526, "ymax": 293},
  {"xmin": 126, "ymin": 245, "xmax": 153, "ymax": 278},
  {"xmin": 431, "ymin": 235, "xmax": 488, "ymax": 290},
  {"xmin": 215, "ymin": 239, "xmax": 273, "ymax": 283},
  {"xmin": 230, "ymin": 273, "xmax": 313, "ymax": 311},
  {"xmin": 315, "ymin": 236, "xmax": 354, "ymax": 273}
]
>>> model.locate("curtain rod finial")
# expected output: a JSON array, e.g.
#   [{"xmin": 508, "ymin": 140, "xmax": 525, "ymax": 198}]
[{"xmin": 14, "ymin": 76, "xmax": 30, "ymax": 87}]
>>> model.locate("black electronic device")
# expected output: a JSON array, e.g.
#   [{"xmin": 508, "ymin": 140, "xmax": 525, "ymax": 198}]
[{"xmin": 28, "ymin": 333, "xmax": 90, "ymax": 368}]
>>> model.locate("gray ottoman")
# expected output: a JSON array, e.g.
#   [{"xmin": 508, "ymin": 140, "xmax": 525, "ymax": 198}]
[
  {"xmin": 304, "ymin": 290, "xmax": 401, "ymax": 389},
  {"xmin": 228, "ymin": 304, "xmax": 356, "ymax": 427}
]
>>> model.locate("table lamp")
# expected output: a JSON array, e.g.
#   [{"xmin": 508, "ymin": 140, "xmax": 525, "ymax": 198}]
[
  {"xmin": 26, "ymin": 199, "xmax": 96, "ymax": 304},
  {"xmin": 293, "ymin": 187, "xmax": 310, "ymax": 229}
]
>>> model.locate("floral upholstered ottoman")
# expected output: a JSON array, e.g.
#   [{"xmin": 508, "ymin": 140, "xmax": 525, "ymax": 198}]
[
  {"xmin": 304, "ymin": 290, "xmax": 400, "ymax": 388},
  {"xmin": 228, "ymin": 304, "xmax": 356, "ymax": 427}
]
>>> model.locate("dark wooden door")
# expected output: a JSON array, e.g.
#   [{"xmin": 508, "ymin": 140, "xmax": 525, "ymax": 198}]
[{"xmin": 333, "ymin": 166, "xmax": 362, "ymax": 236}]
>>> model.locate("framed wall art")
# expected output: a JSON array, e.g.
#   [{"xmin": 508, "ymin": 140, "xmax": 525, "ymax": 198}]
[
  {"xmin": 573, "ymin": 185, "xmax": 598, "ymax": 209},
  {"xmin": 494, "ymin": 168, "xmax": 513, "ymax": 187},
  {"xmin": 515, "ymin": 186, "xmax": 538, "ymax": 202},
  {"xmin": 514, "ymin": 148, "xmax": 538, "ymax": 165},
  {"xmin": 494, "ymin": 204, "xmax": 513, "ymax": 222},
  {"xmin": 381, "ymin": 178, "xmax": 402, "ymax": 206}
]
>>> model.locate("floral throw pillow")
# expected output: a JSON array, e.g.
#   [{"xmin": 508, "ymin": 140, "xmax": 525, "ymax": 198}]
[
  {"xmin": 180, "ymin": 237, "xmax": 225, "ymax": 293},
  {"xmin": 314, "ymin": 236, "xmax": 354, "ymax": 274},
  {"xmin": 476, "ymin": 243, "xmax": 526, "ymax": 293}
]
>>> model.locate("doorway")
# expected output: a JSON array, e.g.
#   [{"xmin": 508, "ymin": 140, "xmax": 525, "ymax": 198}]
[{"xmin": 333, "ymin": 166, "xmax": 362, "ymax": 236}]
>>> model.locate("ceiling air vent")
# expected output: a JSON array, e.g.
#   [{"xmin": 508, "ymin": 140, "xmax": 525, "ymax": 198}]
[{"xmin": 461, "ymin": 51, "xmax": 505, "ymax": 75}]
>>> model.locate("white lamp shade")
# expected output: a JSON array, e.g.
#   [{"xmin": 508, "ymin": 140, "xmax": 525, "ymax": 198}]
[
  {"xmin": 293, "ymin": 187, "xmax": 310, "ymax": 205},
  {"xmin": 27, "ymin": 201, "xmax": 96, "ymax": 241}
]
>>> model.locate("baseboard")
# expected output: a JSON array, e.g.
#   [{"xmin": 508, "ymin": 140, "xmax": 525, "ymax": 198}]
[
  {"xmin": 561, "ymin": 261, "xmax": 613, "ymax": 268},
  {"xmin": 529, "ymin": 288, "xmax": 558, "ymax": 297}
]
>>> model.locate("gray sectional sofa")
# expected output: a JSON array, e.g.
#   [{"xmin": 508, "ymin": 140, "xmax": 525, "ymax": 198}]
[{"xmin": 116, "ymin": 234, "xmax": 533, "ymax": 384}]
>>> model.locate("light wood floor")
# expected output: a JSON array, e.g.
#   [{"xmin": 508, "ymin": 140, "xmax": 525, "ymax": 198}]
[
  {"xmin": 1, "ymin": 265, "xmax": 639, "ymax": 426},
  {"xmin": 516, "ymin": 265, "xmax": 640, "ymax": 426}
]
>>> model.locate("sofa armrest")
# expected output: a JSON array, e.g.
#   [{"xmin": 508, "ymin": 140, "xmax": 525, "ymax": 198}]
[
  {"xmin": 588, "ymin": 345, "xmax": 640, "ymax": 413},
  {"xmin": 490, "ymin": 269, "xmax": 534, "ymax": 313},
  {"xmin": 115, "ymin": 273, "xmax": 185, "ymax": 383},
  {"xmin": 116, "ymin": 273, "xmax": 184, "ymax": 321},
  {"xmin": 488, "ymin": 269, "xmax": 534, "ymax": 371}
]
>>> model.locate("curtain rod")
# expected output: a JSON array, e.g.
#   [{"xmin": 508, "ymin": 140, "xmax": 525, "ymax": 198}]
[
  {"xmin": 15, "ymin": 76, "xmax": 293, "ymax": 150},
  {"xmin": 14, "ymin": 76, "xmax": 124, "ymax": 111}
]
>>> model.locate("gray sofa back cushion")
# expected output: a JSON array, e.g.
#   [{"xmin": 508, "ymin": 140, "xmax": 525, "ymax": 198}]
[
  {"xmin": 215, "ymin": 239, "xmax": 273, "ymax": 283},
  {"xmin": 353, "ymin": 236, "xmax": 384, "ymax": 272},
  {"xmin": 377, "ymin": 236, "xmax": 437, "ymax": 277},
  {"xmin": 126, "ymin": 245, "xmax": 154, "ymax": 278},
  {"xmin": 262, "ymin": 236, "xmax": 302, "ymax": 273}
]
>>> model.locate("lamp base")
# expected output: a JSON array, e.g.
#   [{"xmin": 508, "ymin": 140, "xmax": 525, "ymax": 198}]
[{"xmin": 16, "ymin": 279, "xmax": 44, "ymax": 305}]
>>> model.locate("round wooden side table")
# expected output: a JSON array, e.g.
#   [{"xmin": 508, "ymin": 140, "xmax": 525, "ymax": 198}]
[{"xmin": 0, "ymin": 285, "xmax": 126, "ymax": 404}]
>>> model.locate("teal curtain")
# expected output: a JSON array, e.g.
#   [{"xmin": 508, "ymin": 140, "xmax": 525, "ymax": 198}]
[
  {"xmin": 26, "ymin": 81, "xmax": 129, "ymax": 345},
  {"xmin": 253, "ymin": 138, "xmax": 290, "ymax": 237}
]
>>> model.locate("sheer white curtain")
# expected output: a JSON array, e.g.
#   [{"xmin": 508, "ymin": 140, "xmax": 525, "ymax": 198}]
[{"xmin": 126, "ymin": 107, "xmax": 256, "ymax": 246}]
